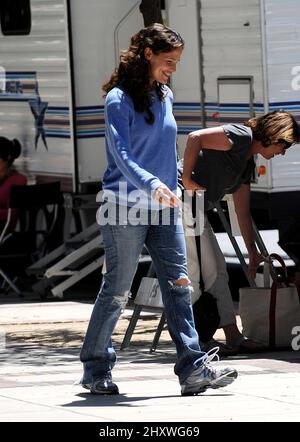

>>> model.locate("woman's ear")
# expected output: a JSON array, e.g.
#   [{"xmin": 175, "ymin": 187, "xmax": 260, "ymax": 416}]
[{"xmin": 144, "ymin": 47, "xmax": 153, "ymax": 61}]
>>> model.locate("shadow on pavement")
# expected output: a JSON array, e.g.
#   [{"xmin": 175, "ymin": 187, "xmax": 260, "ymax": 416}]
[
  {"xmin": 1, "ymin": 320, "xmax": 299, "ymax": 369},
  {"xmin": 63, "ymin": 391, "xmax": 234, "ymax": 408}
]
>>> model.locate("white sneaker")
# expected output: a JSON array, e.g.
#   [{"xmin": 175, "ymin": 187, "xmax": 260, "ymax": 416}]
[{"xmin": 180, "ymin": 347, "xmax": 238, "ymax": 396}]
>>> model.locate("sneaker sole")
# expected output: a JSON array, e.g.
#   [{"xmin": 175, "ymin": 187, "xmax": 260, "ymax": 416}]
[
  {"xmin": 90, "ymin": 386, "xmax": 119, "ymax": 395},
  {"xmin": 82, "ymin": 383, "xmax": 119, "ymax": 395},
  {"xmin": 181, "ymin": 385, "xmax": 208, "ymax": 396}
]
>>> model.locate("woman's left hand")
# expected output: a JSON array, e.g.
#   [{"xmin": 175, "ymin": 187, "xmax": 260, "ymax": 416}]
[
  {"xmin": 153, "ymin": 184, "xmax": 181, "ymax": 208},
  {"xmin": 248, "ymin": 250, "xmax": 269, "ymax": 279}
]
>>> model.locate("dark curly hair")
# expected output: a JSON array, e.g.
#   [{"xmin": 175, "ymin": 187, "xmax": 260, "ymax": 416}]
[
  {"xmin": 0, "ymin": 137, "xmax": 22, "ymax": 167},
  {"xmin": 244, "ymin": 110, "xmax": 300, "ymax": 147},
  {"xmin": 102, "ymin": 23, "xmax": 184, "ymax": 124}
]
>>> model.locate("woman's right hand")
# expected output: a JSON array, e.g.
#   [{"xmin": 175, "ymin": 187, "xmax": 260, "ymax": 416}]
[
  {"xmin": 181, "ymin": 176, "xmax": 206, "ymax": 194},
  {"xmin": 153, "ymin": 184, "xmax": 181, "ymax": 208}
]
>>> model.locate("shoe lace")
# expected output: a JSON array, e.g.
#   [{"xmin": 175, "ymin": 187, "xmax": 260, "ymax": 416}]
[{"xmin": 201, "ymin": 346, "xmax": 220, "ymax": 374}]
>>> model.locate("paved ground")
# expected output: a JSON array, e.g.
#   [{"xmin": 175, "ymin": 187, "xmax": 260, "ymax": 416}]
[{"xmin": 0, "ymin": 299, "xmax": 299, "ymax": 422}]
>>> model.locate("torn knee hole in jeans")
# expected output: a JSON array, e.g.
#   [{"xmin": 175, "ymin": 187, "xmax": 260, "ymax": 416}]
[
  {"xmin": 168, "ymin": 277, "xmax": 192, "ymax": 289},
  {"xmin": 112, "ymin": 290, "xmax": 131, "ymax": 311},
  {"xmin": 175, "ymin": 277, "xmax": 190, "ymax": 287}
]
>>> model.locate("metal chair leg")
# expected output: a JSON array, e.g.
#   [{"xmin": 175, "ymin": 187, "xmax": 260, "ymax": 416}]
[
  {"xmin": 120, "ymin": 305, "xmax": 143, "ymax": 350},
  {"xmin": 150, "ymin": 312, "xmax": 166, "ymax": 353}
]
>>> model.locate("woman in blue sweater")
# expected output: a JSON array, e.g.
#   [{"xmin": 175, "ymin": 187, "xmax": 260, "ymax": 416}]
[{"xmin": 79, "ymin": 24, "xmax": 237, "ymax": 396}]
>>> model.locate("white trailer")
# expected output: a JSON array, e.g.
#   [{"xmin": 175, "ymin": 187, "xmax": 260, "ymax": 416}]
[
  {"xmin": 0, "ymin": 0, "xmax": 299, "ymax": 201},
  {"xmin": 0, "ymin": 0, "xmax": 143, "ymax": 193},
  {"xmin": 169, "ymin": 0, "xmax": 300, "ymax": 197},
  {"xmin": 168, "ymin": 0, "xmax": 300, "ymax": 264},
  {"xmin": 2, "ymin": 0, "xmax": 299, "ymax": 296}
]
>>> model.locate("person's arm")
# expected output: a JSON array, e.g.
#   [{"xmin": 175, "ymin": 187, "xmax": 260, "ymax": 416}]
[
  {"xmin": 182, "ymin": 127, "xmax": 232, "ymax": 191},
  {"xmin": 106, "ymin": 95, "xmax": 180, "ymax": 207},
  {"xmin": 232, "ymin": 183, "xmax": 267, "ymax": 278}
]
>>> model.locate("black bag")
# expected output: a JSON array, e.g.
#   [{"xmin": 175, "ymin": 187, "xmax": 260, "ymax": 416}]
[
  {"xmin": 190, "ymin": 192, "xmax": 220, "ymax": 343},
  {"xmin": 193, "ymin": 291, "xmax": 220, "ymax": 343}
]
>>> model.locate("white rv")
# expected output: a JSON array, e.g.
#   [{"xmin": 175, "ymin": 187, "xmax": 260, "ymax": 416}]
[
  {"xmin": 0, "ymin": 0, "xmax": 144, "ymax": 194},
  {"xmin": 169, "ymin": 0, "xmax": 300, "ymax": 197},
  {"xmin": 1, "ymin": 0, "xmax": 299, "ymax": 296},
  {"xmin": 0, "ymin": 0, "xmax": 299, "ymax": 201}
]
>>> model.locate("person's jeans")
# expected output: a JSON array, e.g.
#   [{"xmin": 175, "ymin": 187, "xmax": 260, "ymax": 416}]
[{"xmin": 80, "ymin": 203, "xmax": 206, "ymax": 384}]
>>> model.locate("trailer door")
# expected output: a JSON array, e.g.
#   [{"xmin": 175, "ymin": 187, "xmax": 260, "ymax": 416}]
[{"xmin": 69, "ymin": 0, "xmax": 143, "ymax": 190}]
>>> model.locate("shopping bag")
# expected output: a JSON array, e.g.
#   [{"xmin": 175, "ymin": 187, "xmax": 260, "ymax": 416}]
[
  {"xmin": 239, "ymin": 254, "xmax": 300, "ymax": 348},
  {"xmin": 134, "ymin": 277, "xmax": 163, "ymax": 308}
]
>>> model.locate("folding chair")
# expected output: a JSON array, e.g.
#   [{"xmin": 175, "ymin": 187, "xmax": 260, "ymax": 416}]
[
  {"xmin": 121, "ymin": 263, "xmax": 166, "ymax": 353},
  {"xmin": 0, "ymin": 181, "xmax": 62, "ymax": 295}
]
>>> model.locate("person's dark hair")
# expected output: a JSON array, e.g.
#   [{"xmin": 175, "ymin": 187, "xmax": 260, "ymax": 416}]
[
  {"xmin": 245, "ymin": 110, "xmax": 300, "ymax": 147},
  {"xmin": 103, "ymin": 23, "xmax": 184, "ymax": 124},
  {"xmin": 0, "ymin": 137, "xmax": 22, "ymax": 167}
]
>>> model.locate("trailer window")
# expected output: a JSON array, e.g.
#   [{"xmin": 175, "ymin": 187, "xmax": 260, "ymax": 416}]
[{"xmin": 0, "ymin": 0, "xmax": 31, "ymax": 36}]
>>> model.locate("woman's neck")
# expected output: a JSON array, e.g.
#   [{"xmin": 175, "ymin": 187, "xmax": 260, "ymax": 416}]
[{"xmin": 247, "ymin": 139, "xmax": 261, "ymax": 158}]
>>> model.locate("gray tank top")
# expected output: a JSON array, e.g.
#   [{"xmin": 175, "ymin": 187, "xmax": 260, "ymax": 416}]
[{"xmin": 192, "ymin": 124, "xmax": 255, "ymax": 210}]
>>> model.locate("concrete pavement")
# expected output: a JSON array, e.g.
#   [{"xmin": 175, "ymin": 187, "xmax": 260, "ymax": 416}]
[{"xmin": 0, "ymin": 300, "xmax": 299, "ymax": 422}]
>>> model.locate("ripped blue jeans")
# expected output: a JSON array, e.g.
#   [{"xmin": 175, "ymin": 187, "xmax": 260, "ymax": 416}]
[{"xmin": 80, "ymin": 203, "xmax": 205, "ymax": 384}]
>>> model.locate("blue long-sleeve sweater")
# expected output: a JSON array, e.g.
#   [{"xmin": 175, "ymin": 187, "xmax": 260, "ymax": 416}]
[{"xmin": 102, "ymin": 86, "xmax": 178, "ymax": 208}]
